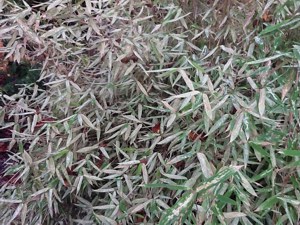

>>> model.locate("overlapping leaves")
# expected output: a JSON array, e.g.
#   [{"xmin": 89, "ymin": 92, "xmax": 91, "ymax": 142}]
[{"xmin": 0, "ymin": 0, "xmax": 299, "ymax": 224}]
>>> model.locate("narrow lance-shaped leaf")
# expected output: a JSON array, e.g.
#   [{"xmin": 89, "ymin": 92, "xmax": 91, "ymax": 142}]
[
  {"xmin": 178, "ymin": 69, "xmax": 194, "ymax": 91},
  {"xmin": 159, "ymin": 166, "xmax": 239, "ymax": 225},
  {"xmin": 281, "ymin": 72, "xmax": 294, "ymax": 100},
  {"xmin": 158, "ymin": 132, "xmax": 181, "ymax": 145},
  {"xmin": 136, "ymin": 79, "xmax": 149, "ymax": 96},
  {"xmin": 212, "ymin": 95, "xmax": 229, "ymax": 112},
  {"xmin": 223, "ymin": 212, "xmax": 246, "ymax": 219},
  {"xmin": 78, "ymin": 114, "xmax": 98, "ymax": 130},
  {"xmin": 281, "ymin": 150, "xmax": 300, "ymax": 157},
  {"xmin": 230, "ymin": 112, "xmax": 244, "ymax": 143},
  {"xmin": 203, "ymin": 93, "xmax": 213, "ymax": 120},
  {"xmin": 47, "ymin": 0, "xmax": 63, "ymax": 10},
  {"xmin": 144, "ymin": 183, "xmax": 190, "ymax": 191},
  {"xmin": 167, "ymin": 151, "xmax": 195, "ymax": 165},
  {"xmin": 247, "ymin": 77, "xmax": 258, "ymax": 90},
  {"xmin": 197, "ymin": 152, "xmax": 213, "ymax": 178},
  {"xmin": 77, "ymin": 144, "xmax": 98, "ymax": 153},
  {"xmin": 166, "ymin": 91, "xmax": 200, "ymax": 102},
  {"xmin": 21, "ymin": 203, "xmax": 27, "ymax": 225},
  {"xmin": 255, "ymin": 196, "xmax": 278, "ymax": 212},
  {"xmin": 159, "ymin": 191, "xmax": 197, "ymax": 225},
  {"xmin": 282, "ymin": 200, "xmax": 293, "ymax": 224},
  {"xmin": 258, "ymin": 88, "xmax": 266, "ymax": 116},
  {"xmin": 129, "ymin": 199, "xmax": 152, "ymax": 214},
  {"xmin": 206, "ymin": 114, "xmax": 229, "ymax": 136},
  {"xmin": 246, "ymin": 53, "xmax": 287, "ymax": 65},
  {"xmin": 8, "ymin": 204, "xmax": 23, "ymax": 224},
  {"xmin": 85, "ymin": 0, "xmax": 92, "ymax": 14},
  {"xmin": 237, "ymin": 171, "xmax": 257, "ymax": 196},
  {"xmin": 243, "ymin": 143, "xmax": 249, "ymax": 169},
  {"xmin": 243, "ymin": 113, "xmax": 251, "ymax": 141},
  {"xmin": 187, "ymin": 59, "xmax": 205, "ymax": 73},
  {"xmin": 166, "ymin": 113, "xmax": 176, "ymax": 128}
]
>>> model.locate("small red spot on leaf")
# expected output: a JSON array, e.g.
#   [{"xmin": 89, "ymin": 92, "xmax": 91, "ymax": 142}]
[
  {"xmin": 140, "ymin": 158, "xmax": 147, "ymax": 164},
  {"xmin": 67, "ymin": 166, "xmax": 78, "ymax": 176},
  {"xmin": 34, "ymin": 117, "xmax": 55, "ymax": 130},
  {"xmin": 99, "ymin": 142, "xmax": 108, "ymax": 147},
  {"xmin": 252, "ymin": 19, "xmax": 259, "ymax": 27},
  {"xmin": 134, "ymin": 210, "xmax": 146, "ymax": 223},
  {"xmin": 135, "ymin": 217, "xmax": 144, "ymax": 223},
  {"xmin": 0, "ymin": 128, "xmax": 12, "ymax": 139},
  {"xmin": 188, "ymin": 131, "xmax": 207, "ymax": 142},
  {"xmin": 188, "ymin": 131, "xmax": 198, "ymax": 141},
  {"xmin": 63, "ymin": 179, "xmax": 70, "ymax": 187},
  {"xmin": 42, "ymin": 117, "xmax": 55, "ymax": 122},
  {"xmin": 262, "ymin": 10, "xmax": 272, "ymax": 22},
  {"xmin": 0, "ymin": 143, "xmax": 9, "ymax": 153},
  {"xmin": 35, "ymin": 121, "xmax": 45, "ymax": 129},
  {"xmin": 6, "ymin": 173, "xmax": 21, "ymax": 185},
  {"xmin": 96, "ymin": 154, "xmax": 104, "ymax": 168},
  {"xmin": 121, "ymin": 53, "xmax": 138, "ymax": 64},
  {"xmin": 175, "ymin": 161, "xmax": 185, "ymax": 169},
  {"xmin": 152, "ymin": 123, "xmax": 160, "ymax": 134}
]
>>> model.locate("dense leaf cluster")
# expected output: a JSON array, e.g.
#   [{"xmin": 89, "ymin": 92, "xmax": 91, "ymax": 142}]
[{"xmin": 0, "ymin": 0, "xmax": 299, "ymax": 224}]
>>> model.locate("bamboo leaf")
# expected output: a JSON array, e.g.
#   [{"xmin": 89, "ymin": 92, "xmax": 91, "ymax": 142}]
[
  {"xmin": 158, "ymin": 133, "xmax": 181, "ymax": 145},
  {"xmin": 178, "ymin": 69, "xmax": 194, "ymax": 91},
  {"xmin": 230, "ymin": 112, "xmax": 244, "ymax": 143},
  {"xmin": 258, "ymin": 88, "xmax": 266, "ymax": 116},
  {"xmin": 159, "ymin": 166, "xmax": 239, "ymax": 224},
  {"xmin": 206, "ymin": 114, "xmax": 229, "ymax": 136},
  {"xmin": 203, "ymin": 93, "xmax": 213, "ymax": 120}
]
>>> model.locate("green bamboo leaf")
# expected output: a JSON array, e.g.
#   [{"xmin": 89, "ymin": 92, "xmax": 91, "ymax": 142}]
[
  {"xmin": 158, "ymin": 132, "xmax": 181, "ymax": 145},
  {"xmin": 197, "ymin": 152, "xmax": 213, "ymax": 178},
  {"xmin": 259, "ymin": 17, "xmax": 300, "ymax": 36},
  {"xmin": 230, "ymin": 112, "xmax": 244, "ymax": 142},
  {"xmin": 8, "ymin": 203, "xmax": 23, "ymax": 224},
  {"xmin": 206, "ymin": 114, "xmax": 229, "ymax": 136},
  {"xmin": 159, "ymin": 166, "xmax": 239, "ymax": 225},
  {"xmin": 238, "ymin": 172, "xmax": 257, "ymax": 196},
  {"xmin": 255, "ymin": 196, "xmax": 278, "ymax": 211},
  {"xmin": 281, "ymin": 200, "xmax": 293, "ymax": 224},
  {"xmin": 223, "ymin": 212, "xmax": 246, "ymax": 219},
  {"xmin": 217, "ymin": 195, "xmax": 237, "ymax": 205},
  {"xmin": 258, "ymin": 88, "xmax": 266, "ymax": 116},
  {"xmin": 187, "ymin": 59, "xmax": 205, "ymax": 73},
  {"xmin": 277, "ymin": 196, "xmax": 300, "ymax": 205},
  {"xmin": 143, "ymin": 183, "xmax": 190, "ymax": 191},
  {"xmin": 167, "ymin": 151, "xmax": 195, "ymax": 165},
  {"xmin": 249, "ymin": 142, "xmax": 269, "ymax": 157},
  {"xmin": 77, "ymin": 144, "xmax": 98, "ymax": 153},
  {"xmin": 203, "ymin": 93, "xmax": 213, "ymax": 120},
  {"xmin": 243, "ymin": 142, "xmax": 249, "ymax": 169},
  {"xmin": 79, "ymin": 113, "xmax": 98, "ymax": 130},
  {"xmin": 159, "ymin": 191, "xmax": 196, "ymax": 225},
  {"xmin": 281, "ymin": 150, "xmax": 300, "ymax": 157},
  {"xmin": 246, "ymin": 53, "xmax": 287, "ymax": 65},
  {"xmin": 178, "ymin": 69, "xmax": 194, "ymax": 91},
  {"xmin": 252, "ymin": 168, "xmax": 273, "ymax": 182},
  {"xmin": 212, "ymin": 95, "xmax": 229, "ymax": 112}
]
